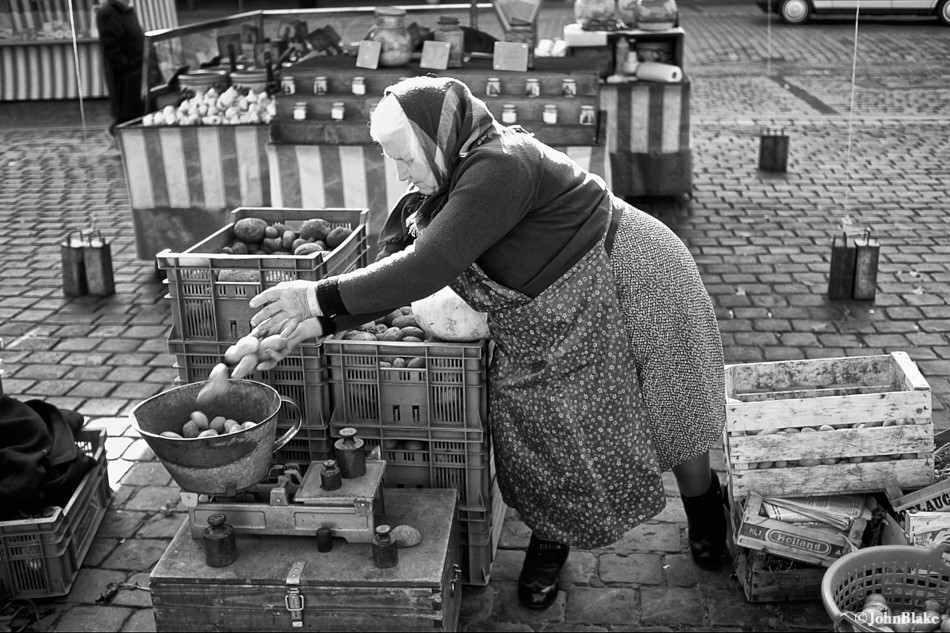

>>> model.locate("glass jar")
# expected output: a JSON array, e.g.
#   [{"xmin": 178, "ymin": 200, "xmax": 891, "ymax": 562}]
[
  {"xmin": 331, "ymin": 101, "xmax": 345, "ymax": 121},
  {"xmin": 505, "ymin": 21, "xmax": 535, "ymax": 69},
  {"xmin": 352, "ymin": 76, "xmax": 366, "ymax": 95},
  {"xmin": 486, "ymin": 77, "xmax": 502, "ymax": 97},
  {"xmin": 579, "ymin": 105, "xmax": 596, "ymax": 125},
  {"xmin": 573, "ymin": 0, "xmax": 619, "ymax": 30},
  {"xmin": 312, "ymin": 76, "xmax": 327, "ymax": 96},
  {"xmin": 281, "ymin": 75, "xmax": 296, "ymax": 95},
  {"xmin": 434, "ymin": 16, "xmax": 464, "ymax": 68},
  {"xmin": 524, "ymin": 78, "xmax": 540, "ymax": 98},
  {"xmin": 635, "ymin": 0, "xmax": 678, "ymax": 30},
  {"xmin": 616, "ymin": 0, "xmax": 638, "ymax": 28},
  {"xmin": 367, "ymin": 7, "xmax": 413, "ymax": 67},
  {"xmin": 501, "ymin": 104, "xmax": 517, "ymax": 124},
  {"xmin": 543, "ymin": 105, "xmax": 558, "ymax": 124},
  {"xmin": 293, "ymin": 102, "xmax": 307, "ymax": 120}
]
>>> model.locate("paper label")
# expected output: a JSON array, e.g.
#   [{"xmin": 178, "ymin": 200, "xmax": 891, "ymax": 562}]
[
  {"xmin": 493, "ymin": 41, "xmax": 529, "ymax": 72},
  {"xmin": 420, "ymin": 40, "xmax": 451, "ymax": 70},
  {"xmin": 356, "ymin": 41, "xmax": 382, "ymax": 70}
]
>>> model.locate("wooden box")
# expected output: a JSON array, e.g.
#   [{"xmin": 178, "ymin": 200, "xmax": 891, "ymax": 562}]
[
  {"xmin": 730, "ymin": 492, "xmax": 866, "ymax": 567},
  {"xmin": 724, "ymin": 352, "xmax": 933, "ymax": 500},
  {"xmin": 733, "ymin": 546, "xmax": 825, "ymax": 603},
  {"xmin": 150, "ymin": 489, "xmax": 461, "ymax": 632}
]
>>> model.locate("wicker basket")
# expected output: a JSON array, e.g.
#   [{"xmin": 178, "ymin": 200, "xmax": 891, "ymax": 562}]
[{"xmin": 821, "ymin": 545, "xmax": 950, "ymax": 632}]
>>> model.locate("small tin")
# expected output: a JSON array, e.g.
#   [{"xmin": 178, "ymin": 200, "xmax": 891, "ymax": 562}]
[
  {"xmin": 312, "ymin": 75, "xmax": 328, "ymax": 95},
  {"xmin": 351, "ymin": 76, "xmax": 366, "ymax": 95},
  {"xmin": 561, "ymin": 78, "xmax": 577, "ymax": 97},
  {"xmin": 293, "ymin": 102, "xmax": 307, "ymax": 120},
  {"xmin": 331, "ymin": 101, "xmax": 345, "ymax": 121},
  {"xmin": 542, "ymin": 104, "xmax": 558, "ymax": 124},
  {"xmin": 524, "ymin": 78, "xmax": 540, "ymax": 98},
  {"xmin": 486, "ymin": 77, "xmax": 501, "ymax": 97},
  {"xmin": 501, "ymin": 104, "xmax": 517, "ymax": 124},
  {"xmin": 281, "ymin": 75, "xmax": 295, "ymax": 95},
  {"xmin": 372, "ymin": 525, "xmax": 399, "ymax": 569},
  {"xmin": 579, "ymin": 105, "xmax": 596, "ymax": 126}
]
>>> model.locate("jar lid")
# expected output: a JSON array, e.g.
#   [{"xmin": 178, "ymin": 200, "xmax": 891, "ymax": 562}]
[
  {"xmin": 438, "ymin": 16, "xmax": 460, "ymax": 24},
  {"xmin": 375, "ymin": 6, "xmax": 405, "ymax": 16}
]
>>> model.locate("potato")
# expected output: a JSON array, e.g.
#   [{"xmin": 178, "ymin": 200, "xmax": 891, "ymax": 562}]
[
  {"xmin": 400, "ymin": 306, "xmax": 413, "ymax": 315},
  {"xmin": 210, "ymin": 416, "xmax": 227, "ymax": 433},
  {"xmin": 264, "ymin": 225, "xmax": 279, "ymax": 239},
  {"xmin": 383, "ymin": 310, "xmax": 404, "ymax": 327},
  {"xmin": 161, "ymin": 431, "xmax": 184, "ymax": 439},
  {"xmin": 242, "ymin": 421, "xmax": 257, "ymax": 429},
  {"xmin": 299, "ymin": 218, "xmax": 332, "ymax": 242},
  {"xmin": 291, "ymin": 238, "xmax": 307, "ymax": 252},
  {"xmin": 190, "ymin": 411, "xmax": 210, "ymax": 430},
  {"xmin": 404, "ymin": 441, "xmax": 425, "ymax": 451},
  {"xmin": 391, "ymin": 315, "xmax": 419, "ymax": 329},
  {"xmin": 226, "ymin": 335, "xmax": 261, "ymax": 364},
  {"xmin": 262, "ymin": 237, "xmax": 283, "ymax": 253},
  {"xmin": 378, "ymin": 327, "xmax": 403, "ymax": 342},
  {"xmin": 233, "ymin": 217, "xmax": 268, "ymax": 243},
  {"xmin": 230, "ymin": 240, "xmax": 249, "ymax": 254},
  {"xmin": 350, "ymin": 331, "xmax": 378, "ymax": 341},
  {"xmin": 407, "ymin": 357, "xmax": 426, "ymax": 368},
  {"xmin": 325, "ymin": 226, "xmax": 352, "ymax": 249},
  {"xmin": 399, "ymin": 326, "xmax": 425, "ymax": 339},
  {"xmin": 231, "ymin": 353, "xmax": 259, "ymax": 379},
  {"xmin": 281, "ymin": 230, "xmax": 297, "ymax": 250},
  {"xmin": 294, "ymin": 242, "xmax": 323, "ymax": 256},
  {"xmin": 197, "ymin": 429, "xmax": 219, "ymax": 438},
  {"xmin": 218, "ymin": 269, "xmax": 259, "ymax": 282},
  {"xmin": 225, "ymin": 419, "xmax": 242, "ymax": 433},
  {"xmin": 392, "ymin": 357, "xmax": 407, "ymax": 368},
  {"xmin": 258, "ymin": 334, "xmax": 286, "ymax": 361},
  {"xmin": 773, "ymin": 460, "xmax": 787, "ymax": 468},
  {"xmin": 402, "ymin": 336, "xmax": 424, "ymax": 342},
  {"xmin": 182, "ymin": 420, "xmax": 200, "ymax": 438}
]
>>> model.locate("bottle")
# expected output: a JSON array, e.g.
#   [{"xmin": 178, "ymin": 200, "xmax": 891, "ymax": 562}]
[
  {"xmin": 434, "ymin": 16, "xmax": 464, "ymax": 68},
  {"xmin": 635, "ymin": 0, "xmax": 678, "ymax": 30},
  {"xmin": 615, "ymin": 36, "xmax": 630, "ymax": 75},
  {"xmin": 366, "ymin": 6, "xmax": 413, "ymax": 67}
]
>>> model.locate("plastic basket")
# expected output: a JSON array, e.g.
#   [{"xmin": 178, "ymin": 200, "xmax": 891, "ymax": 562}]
[
  {"xmin": 274, "ymin": 426, "xmax": 333, "ymax": 468},
  {"xmin": 159, "ymin": 207, "xmax": 369, "ymax": 341},
  {"xmin": 459, "ymin": 477, "xmax": 506, "ymax": 586},
  {"xmin": 821, "ymin": 545, "xmax": 950, "ymax": 632},
  {"xmin": 167, "ymin": 327, "xmax": 329, "ymax": 430},
  {"xmin": 324, "ymin": 338, "xmax": 488, "ymax": 430},
  {"xmin": 330, "ymin": 411, "xmax": 491, "ymax": 508},
  {"xmin": 0, "ymin": 430, "xmax": 110, "ymax": 599}
]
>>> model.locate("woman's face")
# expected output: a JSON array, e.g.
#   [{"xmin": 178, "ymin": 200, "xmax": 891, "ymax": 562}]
[{"xmin": 377, "ymin": 127, "xmax": 439, "ymax": 196}]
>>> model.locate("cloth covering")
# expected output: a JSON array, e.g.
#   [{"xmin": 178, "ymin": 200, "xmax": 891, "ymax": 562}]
[
  {"xmin": 0, "ymin": 396, "xmax": 94, "ymax": 521},
  {"xmin": 450, "ymin": 217, "xmax": 666, "ymax": 548}
]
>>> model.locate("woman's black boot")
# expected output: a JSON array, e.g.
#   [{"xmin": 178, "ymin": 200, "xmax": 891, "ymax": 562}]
[
  {"xmin": 517, "ymin": 534, "xmax": 570, "ymax": 610},
  {"xmin": 681, "ymin": 470, "xmax": 727, "ymax": 570}
]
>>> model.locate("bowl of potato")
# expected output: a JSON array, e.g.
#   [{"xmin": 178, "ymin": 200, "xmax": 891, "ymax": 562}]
[{"xmin": 130, "ymin": 379, "xmax": 300, "ymax": 495}]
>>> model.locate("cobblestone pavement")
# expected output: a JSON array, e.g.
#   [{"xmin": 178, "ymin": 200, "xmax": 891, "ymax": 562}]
[{"xmin": 1, "ymin": 1, "xmax": 948, "ymax": 631}]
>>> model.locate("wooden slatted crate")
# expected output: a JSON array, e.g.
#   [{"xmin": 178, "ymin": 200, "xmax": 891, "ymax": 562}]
[{"xmin": 724, "ymin": 352, "xmax": 933, "ymax": 500}]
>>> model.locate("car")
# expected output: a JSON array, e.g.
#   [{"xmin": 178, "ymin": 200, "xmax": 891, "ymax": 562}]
[{"xmin": 755, "ymin": 0, "xmax": 950, "ymax": 25}]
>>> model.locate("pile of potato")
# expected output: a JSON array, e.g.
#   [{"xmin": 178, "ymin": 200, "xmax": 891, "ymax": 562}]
[
  {"xmin": 160, "ymin": 410, "xmax": 259, "ymax": 439},
  {"xmin": 221, "ymin": 216, "xmax": 353, "ymax": 257},
  {"xmin": 742, "ymin": 420, "xmax": 925, "ymax": 469}
]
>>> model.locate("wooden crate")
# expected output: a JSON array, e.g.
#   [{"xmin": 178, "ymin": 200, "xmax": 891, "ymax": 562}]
[
  {"xmin": 150, "ymin": 489, "xmax": 460, "ymax": 632},
  {"xmin": 724, "ymin": 352, "xmax": 933, "ymax": 500},
  {"xmin": 733, "ymin": 546, "xmax": 825, "ymax": 603},
  {"xmin": 731, "ymin": 492, "xmax": 867, "ymax": 567}
]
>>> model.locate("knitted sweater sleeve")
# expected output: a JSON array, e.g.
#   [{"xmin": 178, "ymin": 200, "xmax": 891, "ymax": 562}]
[{"xmin": 324, "ymin": 147, "xmax": 539, "ymax": 316}]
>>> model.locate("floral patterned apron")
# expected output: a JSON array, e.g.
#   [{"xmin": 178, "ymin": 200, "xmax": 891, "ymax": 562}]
[{"xmin": 449, "ymin": 221, "xmax": 666, "ymax": 548}]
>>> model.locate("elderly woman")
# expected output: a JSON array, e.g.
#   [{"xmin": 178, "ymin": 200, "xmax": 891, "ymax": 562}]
[{"xmin": 242, "ymin": 76, "xmax": 726, "ymax": 610}]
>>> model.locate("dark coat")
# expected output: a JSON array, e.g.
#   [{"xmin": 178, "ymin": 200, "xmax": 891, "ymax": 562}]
[{"xmin": 96, "ymin": 0, "xmax": 146, "ymax": 128}]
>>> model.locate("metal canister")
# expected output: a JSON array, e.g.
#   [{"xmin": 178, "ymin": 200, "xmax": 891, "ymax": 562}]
[
  {"xmin": 372, "ymin": 525, "xmax": 399, "ymax": 569},
  {"xmin": 543, "ymin": 104, "xmax": 558, "ymax": 124},
  {"xmin": 486, "ymin": 77, "xmax": 501, "ymax": 97},
  {"xmin": 334, "ymin": 427, "xmax": 366, "ymax": 478},
  {"xmin": 281, "ymin": 75, "xmax": 296, "ymax": 95},
  {"xmin": 202, "ymin": 513, "xmax": 238, "ymax": 567},
  {"xmin": 524, "ymin": 77, "xmax": 540, "ymax": 98},
  {"xmin": 501, "ymin": 104, "xmax": 517, "ymax": 124},
  {"xmin": 293, "ymin": 102, "xmax": 307, "ymax": 120},
  {"xmin": 313, "ymin": 75, "xmax": 328, "ymax": 95},
  {"xmin": 561, "ymin": 78, "xmax": 577, "ymax": 98},
  {"xmin": 320, "ymin": 459, "xmax": 342, "ymax": 491},
  {"xmin": 579, "ymin": 105, "xmax": 596, "ymax": 126},
  {"xmin": 331, "ymin": 101, "xmax": 346, "ymax": 121},
  {"xmin": 852, "ymin": 230, "xmax": 880, "ymax": 301},
  {"xmin": 351, "ymin": 76, "xmax": 366, "ymax": 95}
]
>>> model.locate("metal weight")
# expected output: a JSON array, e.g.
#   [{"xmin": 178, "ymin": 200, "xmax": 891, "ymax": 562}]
[
  {"xmin": 203, "ymin": 513, "xmax": 238, "ymax": 567},
  {"xmin": 372, "ymin": 525, "xmax": 398, "ymax": 569},
  {"xmin": 334, "ymin": 428, "xmax": 366, "ymax": 479},
  {"xmin": 852, "ymin": 230, "xmax": 880, "ymax": 301},
  {"xmin": 827, "ymin": 231, "xmax": 857, "ymax": 301}
]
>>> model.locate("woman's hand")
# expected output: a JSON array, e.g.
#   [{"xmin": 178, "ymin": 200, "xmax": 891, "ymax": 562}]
[
  {"xmin": 249, "ymin": 280, "xmax": 321, "ymax": 337},
  {"xmin": 228, "ymin": 318, "xmax": 327, "ymax": 379}
]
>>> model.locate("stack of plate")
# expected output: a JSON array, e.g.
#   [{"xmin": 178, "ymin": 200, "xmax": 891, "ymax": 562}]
[
  {"xmin": 230, "ymin": 69, "xmax": 269, "ymax": 93},
  {"xmin": 179, "ymin": 69, "xmax": 231, "ymax": 95}
]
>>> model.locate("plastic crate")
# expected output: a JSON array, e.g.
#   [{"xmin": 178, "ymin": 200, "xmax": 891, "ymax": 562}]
[
  {"xmin": 324, "ymin": 338, "xmax": 488, "ymax": 430},
  {"xmin": 459, "ymin": 478, "xmax": 506, "ymax": 586},
  {"xmin": 330, "ymin": 410, "xmax": 491, "ymax": 509},
  {"xmin": 0, "ymin": 430, "xmax": 110, "ymax": 599},
  {"xmin": 158, "ymin": 207, "xmax": 369, "ymax": 341},
  {"xmin": 274, "ymin": 426, "xmax": 333, "ymax": 468},
  {"xmin": 168, "ymin": 327, "xmax": 329, "ymax": 429}
]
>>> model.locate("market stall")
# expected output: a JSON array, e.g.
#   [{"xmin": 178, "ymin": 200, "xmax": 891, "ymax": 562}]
[{"xmin": 0, "ymin": 0, "xmax": 178, "ymax": 100}]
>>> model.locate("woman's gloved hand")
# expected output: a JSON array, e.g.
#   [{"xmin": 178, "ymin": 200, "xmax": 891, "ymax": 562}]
[
  {"xmin": 228, "ymin": 318, "xmax": 326, "ymax": 379},
  {"xmin": 249, "ymin": 280, "xmax": 322, "ymax": 337}
]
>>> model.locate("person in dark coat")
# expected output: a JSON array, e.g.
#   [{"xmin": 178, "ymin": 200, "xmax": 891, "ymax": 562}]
[{"xmin": 96, "ymin": 0, "xmax": 146, "ymax": 135}]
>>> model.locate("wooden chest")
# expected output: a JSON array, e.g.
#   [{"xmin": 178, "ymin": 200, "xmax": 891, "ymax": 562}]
[{"xmin": 149, "ymin": 489, "xmax": 461, "ymax": 632}]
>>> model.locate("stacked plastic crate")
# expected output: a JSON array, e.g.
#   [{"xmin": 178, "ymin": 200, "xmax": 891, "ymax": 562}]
[
  {"xmin": 324, "ymin": 337, "xmax": 504, "ymax": 586},
  {"xmin": 158, "ymin": 207, "xmax": 370, "ymax": 466}
]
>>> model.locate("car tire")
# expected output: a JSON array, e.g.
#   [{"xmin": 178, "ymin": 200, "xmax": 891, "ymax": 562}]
[
  {"xmin": 938, "ymin": 0, "xmax": 950, "ymax": 25},
  {"xmin": 779, "ymin": 0, "xmax": 811, "ymax": 24}
]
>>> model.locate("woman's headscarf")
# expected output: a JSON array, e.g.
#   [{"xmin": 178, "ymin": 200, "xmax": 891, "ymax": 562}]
[{"xmin": 375, "ymin": 76, "xmax": 498, "ymax": 254}]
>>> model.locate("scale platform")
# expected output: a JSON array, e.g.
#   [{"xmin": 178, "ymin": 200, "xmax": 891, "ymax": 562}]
[{"xmin": 181, "ymin": 459, "xmax": 386, "ymax": 543}]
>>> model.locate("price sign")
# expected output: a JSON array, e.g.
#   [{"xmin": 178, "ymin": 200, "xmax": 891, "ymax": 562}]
[{"xmin": 356, "ymin": 40, "xmax": 382, "ymax": 70}]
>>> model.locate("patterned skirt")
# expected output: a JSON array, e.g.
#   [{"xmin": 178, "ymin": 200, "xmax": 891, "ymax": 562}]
[{"xmin": 608, "ymin": 198, "xmax": 726, "ymax": 472}]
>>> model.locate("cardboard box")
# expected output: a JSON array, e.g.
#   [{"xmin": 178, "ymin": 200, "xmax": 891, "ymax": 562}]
[{"xmin": 724, "ymin": 352, "xmax": 933, "ymax": 500}]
